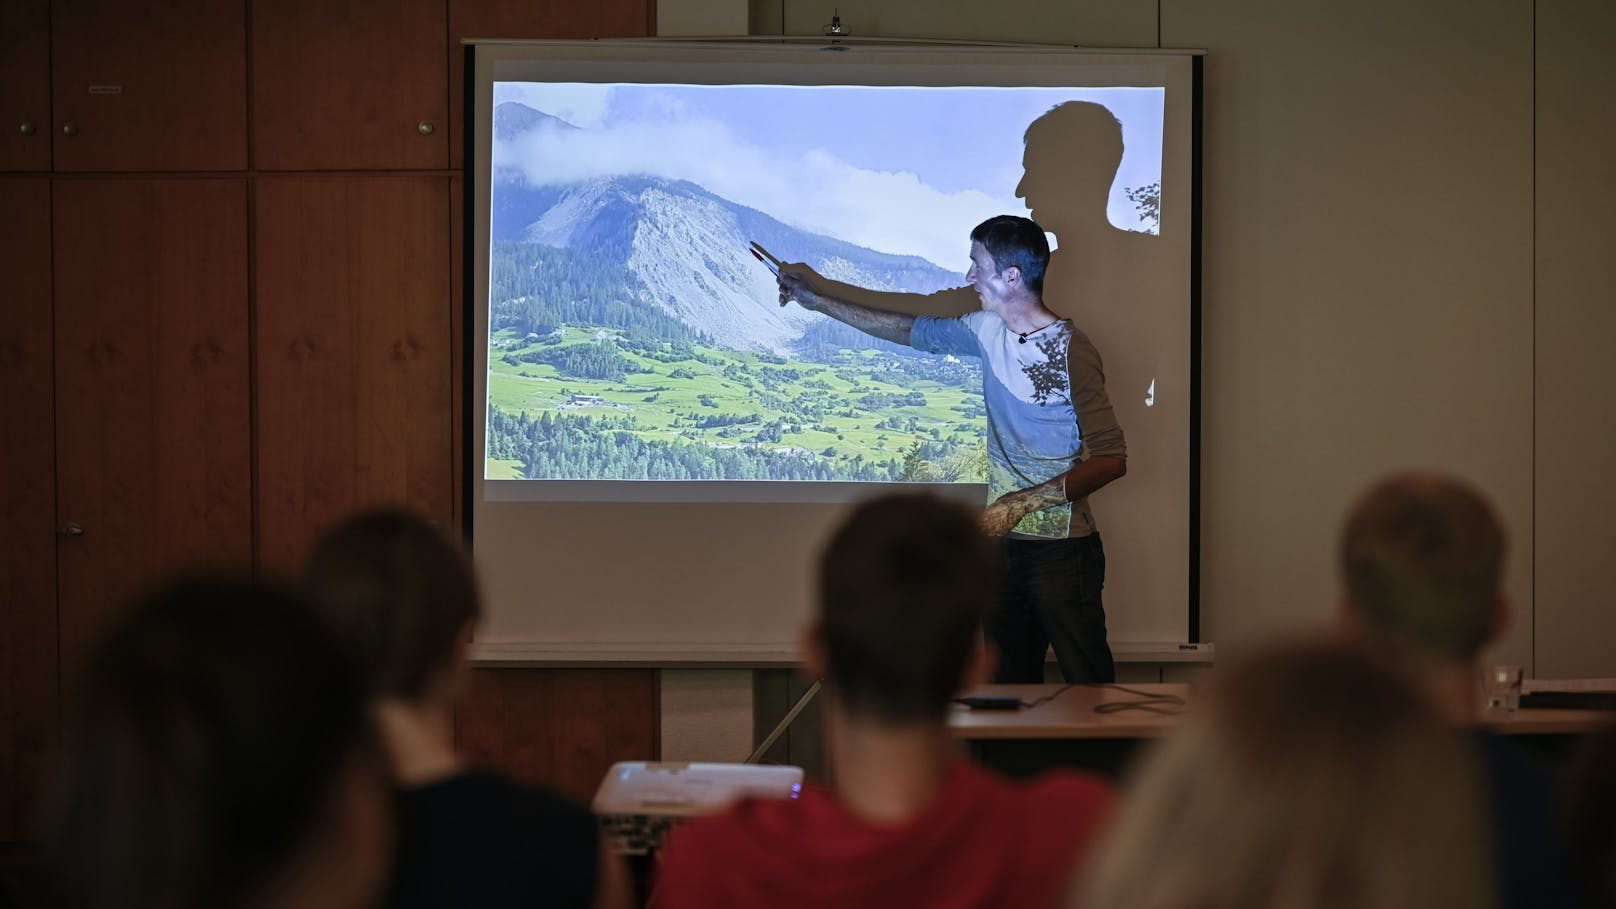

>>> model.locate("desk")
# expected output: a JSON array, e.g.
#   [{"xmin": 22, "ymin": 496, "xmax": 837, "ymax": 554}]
[
  {"xmin": 948, "ymin": 683, "xmax": 1189, "ymax": 741},
  {"xmin": 947, "ymin": 683, "xmax": 1188, "ymax": 778},
  {"xmin": 946, "ymin": 683, "xmax": 1615, "ymax": 778}
]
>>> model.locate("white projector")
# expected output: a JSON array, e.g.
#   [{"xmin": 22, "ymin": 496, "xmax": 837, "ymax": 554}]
[{"xmin": 592, "ymin": 761, "xmax": 804, "ymax": 854}]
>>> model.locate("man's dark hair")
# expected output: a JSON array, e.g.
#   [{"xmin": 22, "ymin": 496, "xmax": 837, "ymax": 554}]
[
  {"xmin": 303, "ymin": 507, "xmax": 481, "ymax": 700},
  {"xmin": 43, "ymin": 578, "xmax": 372, "ymax": 909},
  {"xmin": 970, "ymin": 215, "xmax": 1052, "ymax": 296},
  {"xmin": 817, "ymin": 494, "xmax": 1000, "ymax": 724}
]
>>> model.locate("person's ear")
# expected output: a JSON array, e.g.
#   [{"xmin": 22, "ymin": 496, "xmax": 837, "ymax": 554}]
[
  {"xmin": 1002, "ymin": 264, "xmax": 1021, "ymax": 288},
  {"xmin": 800, "ymin": 625, "xmax": 828, "ymax": 681}
]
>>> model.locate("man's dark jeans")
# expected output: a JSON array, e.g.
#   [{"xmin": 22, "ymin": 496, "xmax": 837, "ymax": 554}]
[{"xmin": 988, "ymin": 533, "xmax": 1114, "ymax": 683}]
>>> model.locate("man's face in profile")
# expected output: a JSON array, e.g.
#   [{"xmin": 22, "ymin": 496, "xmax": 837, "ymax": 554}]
[{"xmin": 965, "ymin": 241, "xmax": 1011, "ymax": 313}]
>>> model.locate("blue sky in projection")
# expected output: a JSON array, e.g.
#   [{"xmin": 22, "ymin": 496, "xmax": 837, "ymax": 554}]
[{"xmin": 493, "ymin": 83, "xmax": 1164, "ymax": 271}]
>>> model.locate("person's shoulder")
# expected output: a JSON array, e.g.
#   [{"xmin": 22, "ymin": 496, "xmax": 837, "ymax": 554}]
[
  {"xmin": 392, "ymin": 771, "xmax": 602, "ymax": 909},
  {"xmin": 1063, "ymin": 322, "xmax": 1100, "ymax": 349},
  {"xmin": 919, "ymin": 309, "xmax": 990, "ymax": 328},
  {"xmin": 406, "ymin": 769, "xmax": 595, "ymax": 833},
  {"xmin": 957, "ymin": 309, "xmax": 1003, "ymax": 338},
  {"xmin": 655, "ymin": 798, "xmax": 799, "ymax": 909},
  {"xmin": 681, "ymin": 790, "xmax": 806, "ymax": 839},
  {"xmin": 661, "ymin": 792, "xmax": 807, "ymax": 874}
]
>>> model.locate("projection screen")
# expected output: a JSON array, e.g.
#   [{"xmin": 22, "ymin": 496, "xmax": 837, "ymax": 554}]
[{"xmin": 466, "ymin": 39, "xmax": 1201, "ymax": 662}]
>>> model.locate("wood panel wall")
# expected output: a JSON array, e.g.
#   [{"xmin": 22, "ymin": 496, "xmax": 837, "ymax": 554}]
[
  {"xmin": 0, "ymin": 178, "xmax": 55, "ymax": 839},
  {"xmin": 0, "ymin": 0, "xmax": 658, "ymax": 843},
  {"xmin": 0, "ymin": 1, "xmax": 49, "ymax": 171},
  {"xmin": 51, "ymin": 178, "xmax": 254, "ymax": 670},
  {"xmin": 254, "ymin": 175, "xmax": 454, "ymax": 572},
  {"xmin": 458, "ymin": 669, "xmax": 661, "ymax": 801}
]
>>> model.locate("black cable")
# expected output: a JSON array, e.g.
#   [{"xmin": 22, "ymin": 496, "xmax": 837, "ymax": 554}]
[
  {"xmin": 1019, "ymin": 684, "xmax": 1076, "ymax": 708},
  {"xmin": 1092, "ymin": 683, "xmax": 1187, "ymax": 716}
]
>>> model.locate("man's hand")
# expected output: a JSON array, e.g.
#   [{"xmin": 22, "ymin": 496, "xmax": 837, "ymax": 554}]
[
  {"xmin": 979, "ymin": 475, "xmax": 1075, "ymax": 537},
  {"xmin": 980, "ymin": 490, "xmax": 1035, "ymax": 537},
  {"xmin": 778, "ymin": 264, "xmax": 828, "ymax": 313},
  {"xmin": 774, "ymin": 264, "xmax": 916, "ymax": 345}
]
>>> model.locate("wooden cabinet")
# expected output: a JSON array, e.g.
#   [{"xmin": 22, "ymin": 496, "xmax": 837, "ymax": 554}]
[
  {"xmin": 254, "ymin": 176, "xmax": 454, "ymax": 571},
  {"xmin": 52, "ymin": 178, "xmax": 253, "ymax": 668},
  {"xmin": 0, "ymin": 0, "xmax": 50, "ymax": 171},
  {"xmin": 448, "ymin": 0, "xmax": 655, "ymax": 169},
  {"xmin": 0, "ymin": 179, "xmax": 55, "ymax": 841},
  {"xmin": 252, "ymin": 0, "xmax": 448, "ymax": 171},
  {"xmin": 51, "ymin": 0, "xmax": 247, "ymax": 172}
]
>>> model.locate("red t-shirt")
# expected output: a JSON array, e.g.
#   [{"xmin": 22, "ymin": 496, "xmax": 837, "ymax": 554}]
[{"xmin": 654, "ymin": 760, "xmax": 1113, "ymax": 909}]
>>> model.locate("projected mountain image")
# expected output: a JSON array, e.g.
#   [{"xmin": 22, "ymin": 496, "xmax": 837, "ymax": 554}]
[
  {"xmin": 484, "ymin": 85, "xmax": 1164, "ymax": 483},
  {"xmin": 487, "ymin": 100, "xmax": 991, "ymax": 483}
]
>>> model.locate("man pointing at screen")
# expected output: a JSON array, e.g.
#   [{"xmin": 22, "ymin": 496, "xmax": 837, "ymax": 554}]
[{"xmin": 776, "ymin": 215, "xmax": 1126, "ymax": 683}]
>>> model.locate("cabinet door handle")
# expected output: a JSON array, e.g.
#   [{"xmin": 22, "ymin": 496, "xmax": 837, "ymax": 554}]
[
  {"xmin": 417, "ymin": 120, "xmax": 435, "ymax": 136},
  {"xmin": 19, "ymin": 121, "xmax": 37, "ymax": 136},
  {"xmin": 58, "ymin": 522, "xmax": 85, "ymax": 537},
  {"xmin": 62, "ymin": 122, "xmax": 79, "ymax": 138}
]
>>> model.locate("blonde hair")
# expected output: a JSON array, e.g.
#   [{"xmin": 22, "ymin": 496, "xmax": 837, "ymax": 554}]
[{"xmin": 1077, "ymin": 638, "xmax": 1496, "ymax": 909}]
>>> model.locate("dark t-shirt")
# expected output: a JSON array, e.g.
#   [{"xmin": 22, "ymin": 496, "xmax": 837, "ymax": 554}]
[
  {"xmin": 1472, "ymin": 732, "xmax": 1577, "ymax": 909},
  {"xmin": 388, "ymin": 770, "xmax": 599, "ymax": 909}
]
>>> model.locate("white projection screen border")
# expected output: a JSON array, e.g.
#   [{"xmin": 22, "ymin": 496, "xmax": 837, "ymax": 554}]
[{"xmin": 465, "ymin": 39, "xmax": 1201, "ymax": 664}]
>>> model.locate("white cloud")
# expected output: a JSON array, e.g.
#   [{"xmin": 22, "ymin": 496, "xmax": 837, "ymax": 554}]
[
  {"xmin": 493, "ymin": 84, "xmax": 611, "ymax": 128},
  {"xmin": 491, "ymin": 112, "xmax": 1022, "ymax": 271}
]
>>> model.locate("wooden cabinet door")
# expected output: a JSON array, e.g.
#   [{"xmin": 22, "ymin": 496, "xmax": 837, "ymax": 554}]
[
  {"xmin": 253, "ymin": 0, "xmax": 447, "ymax": 171},
  {"xmin": 0, "ymin": 0, "xmax": 50, "ymax": 171},
  {"xmin": 255, "ymin": 176, "xmax": 453, "ymax": 571},
  {"xmin": 0, "ymin": 178, "xmax": 54, "ymax": 841},
  {"xmin": 448, "ymin": 0, "xmax": 654, "ymax": 169},
  {"xmin": 51, "ymin": 0, "xmax": 248, "ymax": 172},
  {"xmin": 52, "ymin": 178, "xmax": 252, "ymax": 668}
]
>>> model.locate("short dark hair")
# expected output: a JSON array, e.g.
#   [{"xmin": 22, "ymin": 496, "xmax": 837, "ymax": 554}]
[
  {"xmin": 43, "ymin": 578, "xmax": 373, "ymax": 909},
  {"xmin": 303, "ymin": 507, "xmax": 481, "ymax": 700},
  {"xmin": 1339, "ymin": 473, "xmax": 1505, "ymax": 661},
  {"xmin": 817, "ymin": 494, "xmax": 999, "ymax": 724},
  {"xmin": 970, "ymin": 215, "xmax": 1051, "ymax": 296}
]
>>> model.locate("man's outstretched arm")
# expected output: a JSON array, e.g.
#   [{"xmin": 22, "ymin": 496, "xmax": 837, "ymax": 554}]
[{"xmin": 778, "ymin": 265, "xmax": 916, "ymax": 346}]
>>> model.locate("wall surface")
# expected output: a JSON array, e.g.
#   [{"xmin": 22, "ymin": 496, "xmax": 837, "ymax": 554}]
[
  {"xmin": 654, "ymin": 0, "xmax": 1616, "ymax": 762},
  {"xmin": 1534, "ymin": 0, "xmax": 1616, "ymax": 678},
  {"xmin": 1162, "ymin": 0, "xmax": 1536, "ymax": 666}
]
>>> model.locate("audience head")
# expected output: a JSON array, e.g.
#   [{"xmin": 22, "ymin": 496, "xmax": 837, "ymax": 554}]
[
  {"xmin": 811, "ymin": 493, "xmax": 1000, "ymax": 726},
  {"xmin": 969, "ymin": 215, "xmax": 1052, "ymax": 297},
  {"xmin": 1338, "ymin": 471, "xmax": 1507, "ymax": 664},
  {"xmin": 42, "ymin": 578, "xmax": 389, "ymax": 909},
  {"xmin": 303, "ymin": 507, "xmax": 481, "ymax": 703},
  {"xmin": 1078, "ymin": 637, "xmax": 1496, "ymax": 909}
]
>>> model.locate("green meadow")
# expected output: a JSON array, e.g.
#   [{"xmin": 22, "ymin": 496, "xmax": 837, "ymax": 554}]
[{"xmin": 485, "ymin": 326, "xmax": 988, "ymax": 482}]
